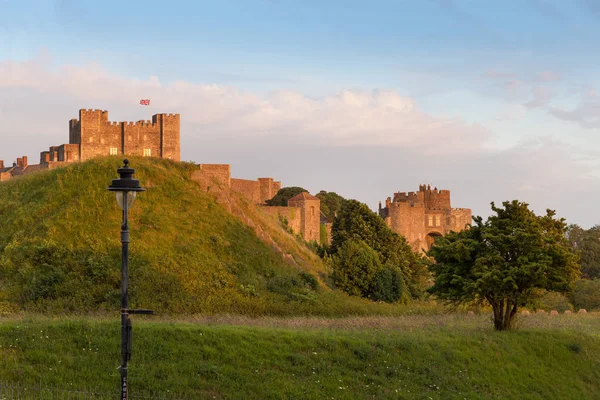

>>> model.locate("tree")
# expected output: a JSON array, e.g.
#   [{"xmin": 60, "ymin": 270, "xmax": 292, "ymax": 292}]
[
  {"xmin": 266, "ymin": 187, "xmax": 308, "ymax": 206},
  {"xmin": 567, "ymin": 224, "xmax": 600, "ymax": 279},
  {"xmin": 315, "ymin": 191, "xmax": 345, "ymax": 220},
  {"xmin": 428, "ymin": 200, "xmax": 580, "ymax": 330},
  {"xmin": 330, "ymin": 200, "xmax": 429, "ymax": 299},
  {"xmin": 331, "ymin": 239, "xmax": 382, "ymax": 297}
]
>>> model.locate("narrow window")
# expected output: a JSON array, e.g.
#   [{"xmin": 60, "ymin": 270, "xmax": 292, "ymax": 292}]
[
  {"xmin": 435, "ymin": 215, "xmax": 441, "ymax": 226},
  {"xmin": 428, "ymin": 215, "xmax": 434, "ymax": 226},
  {"xmin": 143, "ymin": 148, "xmax": 152, "ymax": 157},
  {"xmin": 109, "ymin": 147, "xmax": 118, "ymax": 155}
]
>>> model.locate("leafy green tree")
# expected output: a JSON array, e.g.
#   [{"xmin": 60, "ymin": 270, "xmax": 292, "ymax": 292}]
[
  {"xmin": 331, "ymin": 239, "xmax": 381, "ymax": 297},
  {"xmin": 428, "ymin": 200, "xmax": 580, "ymax": 331},
  {"xmin": 266, "ymin": 187, "xmax": 308, "ymax": 206},
  {"xmin": 567, "ymin": 224, "xmax": 600, "ymax": 279},
  {"xmin": 331, "ymin": 200, "xmax": 429, "ymax": 299},
  {"xmin": 316, "ymin": 191, "xmax": 345, "ymax": 220}
]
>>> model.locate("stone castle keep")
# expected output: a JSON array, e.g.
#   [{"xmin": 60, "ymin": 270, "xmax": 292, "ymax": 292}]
[
  {"xmin": 379, "ymin": 184, "xmax": 472, "ymax": 251},
  {"xmin": 45, "ymin": 109, "xmax": 181, "ymax": 167},
  {"xmin": 1, "ymin": 109, "xmax": 180, "ymax": 179},
  {"xmin": 1, "ymin": 109, "xmax": 471, "ymax": 248}
]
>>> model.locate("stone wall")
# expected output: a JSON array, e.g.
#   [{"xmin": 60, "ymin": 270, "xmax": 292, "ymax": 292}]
[
  {"xmin": 231, "ymin": 178, "xmax": 262, "ymax": 204},
  {"xmin": 448, "ymin": 208, "xmax": 472, "ymax": 231},
  {"xmin": 191, "ymin": 164, "xmax": 282, "ymax": 205},
  {"xmin": 191, "ymin": 164, "xmax": 231, "ymax": 193},
  {"xmin": 229, "ymin": 177, "xmax": 280, "ymax": 205},
  {"xmin": 0, "ymin": 172, "xmax": 11, "ymax": 182},
  {"xmin": 58, "ymin": 144, "xmax": 79, "ymax": 163}
]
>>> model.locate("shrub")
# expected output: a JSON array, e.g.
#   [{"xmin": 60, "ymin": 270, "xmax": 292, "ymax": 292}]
[
  {"xmin": 528, "ymin": 290, "xmax": 573, "ymax": 312},
  {"xmin": 331, "ymin": 239, "xmax": 381, "ymax": 298},
  {"xmin": 569, "ymin": 279, "xmax": 600, "ymax": 311},
  {"xmin": 369, "ymin": 263, "xmax": 407, "ymax": 303},
  {"xmin": 266, "ymin": 271, "xmax": 318, "ymax": 302}
]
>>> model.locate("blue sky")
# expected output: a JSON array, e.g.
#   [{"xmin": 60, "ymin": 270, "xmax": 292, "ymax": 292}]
[{"xmin": 2, "ymin": 0, "xmax": 600, "ymax": 226}]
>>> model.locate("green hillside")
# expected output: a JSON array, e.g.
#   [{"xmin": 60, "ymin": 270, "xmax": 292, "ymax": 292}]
[{"xmin": 0, "ymin": 157, "xmax": 420, "ymax": 316}]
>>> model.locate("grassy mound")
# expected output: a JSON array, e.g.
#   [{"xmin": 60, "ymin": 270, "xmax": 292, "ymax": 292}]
[
  {"xmin": 1, "ymin": 314, "xmax": 600, "ymax": 399},
  {"xmin": 0, "ymin": 157, "xmax": 428, "ymax": 316}
]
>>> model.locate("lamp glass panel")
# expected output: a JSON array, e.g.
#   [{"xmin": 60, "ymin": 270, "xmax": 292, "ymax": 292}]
[{"xmin": 115, "ymin": 191, "xmax": 137, "ymax": 211}]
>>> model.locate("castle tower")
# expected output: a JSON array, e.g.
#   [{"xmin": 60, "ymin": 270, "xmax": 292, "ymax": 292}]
[
  {"xmin": 152, "ymin": 113, "xmax": 181, "ymax": 161},
  {"xmin": 288, "ymin": 192, "xmax": 321, "ymax": 243},
  {"xmin": 379, "ymin": 184, "xmax": 471, "ymax": 253}
]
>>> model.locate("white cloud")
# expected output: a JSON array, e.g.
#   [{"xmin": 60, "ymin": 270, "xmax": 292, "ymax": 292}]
[
  {"xmin": 1, "ymin": 50, "xmax": 600, "ymax": 227},
  {"xmin": 0, "ymin": 50, "xmax": 490, "ymax": 156},
  {"xmin": 549, "ymin": 89, "xmax": 600, "ymax": 128}
]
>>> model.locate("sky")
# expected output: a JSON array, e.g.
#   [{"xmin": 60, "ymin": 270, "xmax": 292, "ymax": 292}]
[{"xmin": 1, "ymin": 0, "xmax": 600, "ymax": 227}]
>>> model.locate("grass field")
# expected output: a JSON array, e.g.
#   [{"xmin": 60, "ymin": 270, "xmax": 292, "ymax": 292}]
[{"xmin": 1, "ymin": 313, "xmax": 599, "ymax": 399}]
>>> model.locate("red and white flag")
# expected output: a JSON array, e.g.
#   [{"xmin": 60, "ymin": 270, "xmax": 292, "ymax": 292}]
[{"xmin": 139, "ymin": 99, "xmax": 151, "ymax": 106}]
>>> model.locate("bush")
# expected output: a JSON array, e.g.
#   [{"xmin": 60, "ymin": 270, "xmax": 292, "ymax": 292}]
[
  {"xmin": 331, "ymin": 239, "xmax": 382, "ymax": 298},
  {"xmin": 528, "ymin": 290, "xmax": 573, "ymax": 312},
  {"xmin": 266, "ymin": 271, "xmax": 318, "ymax": 302},
  {"xmin": 369, "ymin": 263, "xmax": 407, "ymax": 303},
  {"xmin": 307, "ymin": 240, "xmax": 329, "ymax": 258},
  {"xmin": 569, "ymin": 279, "xmax": 600, "ymax": 311}
]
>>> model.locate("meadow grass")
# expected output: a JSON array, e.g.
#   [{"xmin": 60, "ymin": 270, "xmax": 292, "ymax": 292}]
[{"xmin": 1, "ymin": 313, "xmax": 599, "ymax": 399}]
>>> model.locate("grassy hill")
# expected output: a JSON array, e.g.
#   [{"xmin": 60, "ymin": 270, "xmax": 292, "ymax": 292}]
[
  {"xmin": 0, "ymin": 156, "xmax": 427, "ymax": 316},
  {"xmin": 1, "ymin": 314, "xmax": 600, "ymax": 399}
]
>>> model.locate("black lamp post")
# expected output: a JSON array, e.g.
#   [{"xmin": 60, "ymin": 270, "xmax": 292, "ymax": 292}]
[{"xmin": 107, "ymin": 159, "xmax": 153, "ymax": 400}]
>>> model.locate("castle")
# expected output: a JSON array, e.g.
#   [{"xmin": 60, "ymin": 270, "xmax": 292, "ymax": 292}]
[
  {"xmin": 378, "ymin": 184, "xmax": 472, "ymax": 252},
  {"xmin": 1, "ymin": 109, "xmax": 323, "ymax": 244},
  {"xmin": 2, "ymin": 109, "xmax": 472, "ymax": 249}
]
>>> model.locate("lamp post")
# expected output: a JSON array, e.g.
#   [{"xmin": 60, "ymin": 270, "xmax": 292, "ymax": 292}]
[{"xmin": 107, "ymin": 159, "xmax": 153, "ymax": 400}]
